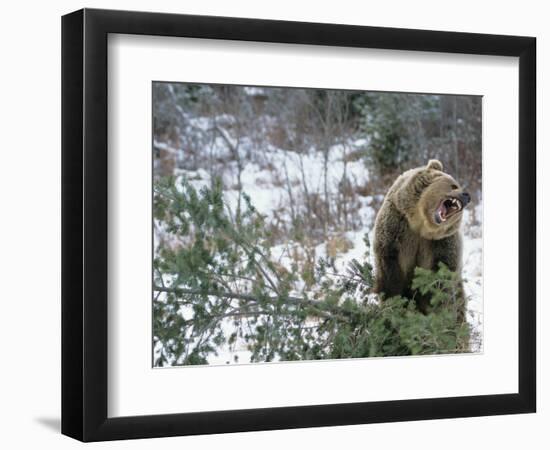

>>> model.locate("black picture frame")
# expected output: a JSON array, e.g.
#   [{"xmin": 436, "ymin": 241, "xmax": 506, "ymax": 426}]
[{"xmin": 61, "ymin": 8, "xmax": 536, "ymax": 442}]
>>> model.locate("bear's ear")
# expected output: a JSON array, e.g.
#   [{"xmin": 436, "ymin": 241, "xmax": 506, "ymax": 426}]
[{"xmin": 426, "ymin": 159, "xmax": 443, "ymax": 171}]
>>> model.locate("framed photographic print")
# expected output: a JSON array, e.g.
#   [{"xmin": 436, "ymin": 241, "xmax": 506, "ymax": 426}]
[{"xmin": 61, "ymin": 8, "xmax": 536, "ymax": 442}]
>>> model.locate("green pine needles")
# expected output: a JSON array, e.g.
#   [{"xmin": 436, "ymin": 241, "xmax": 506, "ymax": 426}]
[{"xmin": 153, "ymin": 177, "xmax": 472, "ymax": 366}]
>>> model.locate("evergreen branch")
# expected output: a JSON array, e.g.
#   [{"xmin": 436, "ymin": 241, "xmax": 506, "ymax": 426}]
[{"xmin": 153, "ymin": 285, "xmax": 349, "ymax": 322}]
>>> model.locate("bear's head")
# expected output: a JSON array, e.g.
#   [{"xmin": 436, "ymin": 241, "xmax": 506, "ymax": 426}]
[{"xmin": 392, "ymin": 159, "xmax": 471, "ymax": 240}]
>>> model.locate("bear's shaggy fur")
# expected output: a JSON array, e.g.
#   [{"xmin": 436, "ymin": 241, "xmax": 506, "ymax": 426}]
[{"xmin": 373, "ymin": 160, "xmax": 471, "ymax": 314}]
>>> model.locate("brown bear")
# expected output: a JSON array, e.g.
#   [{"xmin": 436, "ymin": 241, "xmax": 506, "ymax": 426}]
[{"xmin": 373, "ymin": 159, "xmax": 471, "ymax": 316}]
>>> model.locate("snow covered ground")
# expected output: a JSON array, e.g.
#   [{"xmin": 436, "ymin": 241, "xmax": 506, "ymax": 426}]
[{"xmin": 461, "ymin": 203, "xmax": 483, "ymax": 352}]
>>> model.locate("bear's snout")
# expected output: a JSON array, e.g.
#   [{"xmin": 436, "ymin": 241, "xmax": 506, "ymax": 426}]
[{"xmin": 459, "ymin": 192, "xmax": 471, "ymax": 206}]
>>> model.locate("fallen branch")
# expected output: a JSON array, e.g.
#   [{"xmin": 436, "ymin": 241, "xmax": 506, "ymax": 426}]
[{"xmin": 153, "ymin": 285, "xmax": 350, "ymax": 322}]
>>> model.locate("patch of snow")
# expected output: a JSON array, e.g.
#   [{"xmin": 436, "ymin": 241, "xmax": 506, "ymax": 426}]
[{"xmin": 243, "ymin": 86, "xmax": 266, "ymax": 96}]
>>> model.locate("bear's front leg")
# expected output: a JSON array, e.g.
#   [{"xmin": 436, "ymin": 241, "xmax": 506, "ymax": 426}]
[
  {"xmin": 373, "ymin": 241, "xmax": 407, "ymax": 298},
  {"xmin": 373, "ymin": 202, "xmax": 409, "ymax": 299},
  {"xmin": 431, "ymin": 234, "xmax": 462, "ymax": 272}
]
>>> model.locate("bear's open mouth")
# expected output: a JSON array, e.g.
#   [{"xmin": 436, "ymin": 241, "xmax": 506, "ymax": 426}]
[{"xmin": 434, "ymin": 197, "xmax": 463, "ymax": 224}]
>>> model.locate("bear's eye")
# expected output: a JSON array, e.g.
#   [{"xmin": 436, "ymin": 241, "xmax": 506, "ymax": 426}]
[{"xmin": 451, "ymin": 184, "xmax": 458, "ymax": 190}]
